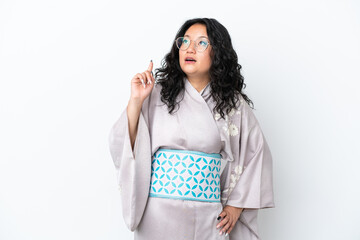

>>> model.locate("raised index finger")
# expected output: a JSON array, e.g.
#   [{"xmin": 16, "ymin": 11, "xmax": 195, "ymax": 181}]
[{"xmin": 147, "ymin": 60, "xmax": 153, "ymax": 72}]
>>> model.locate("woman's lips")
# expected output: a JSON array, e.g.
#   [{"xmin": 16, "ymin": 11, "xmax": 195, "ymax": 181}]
[{"xmin": 185, "ymin": 59, "xmax": 196, "ymax": 64}]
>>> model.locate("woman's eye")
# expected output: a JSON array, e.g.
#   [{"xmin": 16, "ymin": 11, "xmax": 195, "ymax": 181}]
[
  {"xmin": 199, "ymin": 41, "xmax": 207, "ymax": 46},
  {"xmin": 183, "ymin": 39, "xmax": 189, "ymax": 44}
]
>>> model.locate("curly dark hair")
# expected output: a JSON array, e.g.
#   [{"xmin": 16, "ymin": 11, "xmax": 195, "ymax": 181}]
[{"xmin": 154, "ymin": 17, "xmax": 254, "ymax": 120}]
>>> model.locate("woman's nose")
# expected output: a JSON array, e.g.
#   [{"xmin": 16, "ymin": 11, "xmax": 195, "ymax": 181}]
[{"xmin": 186, "ymin": 41, "xmax": 196, "ymax": 53}]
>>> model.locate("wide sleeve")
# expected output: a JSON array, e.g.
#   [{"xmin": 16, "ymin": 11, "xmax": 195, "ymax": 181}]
[
  {"xmin": 226, "ymin": 116, "xmax": 275, "ymax": 209},
  {"xmin": 222, "ymin": 101, "xmax": 275, "ymax": 239},
  {"xmin": 108, "ymin": 96, "xmax": 152, "ymax": 232}
]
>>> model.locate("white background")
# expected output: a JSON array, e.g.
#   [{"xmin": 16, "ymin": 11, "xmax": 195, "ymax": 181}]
[{"xmin": 1, "ymin": 0, "xmax": 359, "ymax": 239}]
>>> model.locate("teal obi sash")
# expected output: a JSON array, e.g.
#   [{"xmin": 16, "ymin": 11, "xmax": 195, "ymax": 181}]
[{"xmin": 149, "ymin": 148, "xmax": 221, "ymax": 202}]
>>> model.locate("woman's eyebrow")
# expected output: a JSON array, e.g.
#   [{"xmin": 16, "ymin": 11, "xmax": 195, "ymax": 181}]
[{"xmin": 184, "ymin": 34, "xmax": 208, "ymax": 38}]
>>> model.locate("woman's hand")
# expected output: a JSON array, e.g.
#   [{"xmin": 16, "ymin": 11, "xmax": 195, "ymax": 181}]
[
  {"xmin": 216, "ymin": 205, "xmax": 244, "ymax": 236},
  {"xmin": 130, "ymin": 60, "xmax": 155, "ymax": 104}
]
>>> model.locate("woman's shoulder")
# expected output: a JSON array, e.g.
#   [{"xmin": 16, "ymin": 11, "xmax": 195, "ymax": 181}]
[
  {"xmin": 142, "ymin": 82, "xmax": 162, "ymax": 110},
  {"xmin": 228, "ymin": 93, "xmax": 258, "ymax": 125},
  {"xmin": 233, "ymin": 93, "xmax": 250, "ymax": 112},
  {"xmin": 153, "ymin": 82, "xmax": 162, "ymax": 94},
  {"xmin": 150, "ymin": 82, "xmax": 163, "ymax": 102}
]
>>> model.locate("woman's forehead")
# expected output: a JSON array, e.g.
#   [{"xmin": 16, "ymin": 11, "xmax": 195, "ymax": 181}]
[{"xmin": 184, "ymin": 24, "xmax": 208, "ymax": 38}]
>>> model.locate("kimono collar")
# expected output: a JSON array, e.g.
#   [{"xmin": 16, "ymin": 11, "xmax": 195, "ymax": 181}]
[
  {"xmin": 183, "ymin": 76, "xmax": 235, "ymax": 163},
  {"xmin": 184, "ymin": 77, "xmax": 212, "ymax": 101}
]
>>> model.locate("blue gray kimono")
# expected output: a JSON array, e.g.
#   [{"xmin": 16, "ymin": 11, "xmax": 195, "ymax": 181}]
[{"xmin": 108, "ymin": 77, "xmax": 275, "ymax": 239}]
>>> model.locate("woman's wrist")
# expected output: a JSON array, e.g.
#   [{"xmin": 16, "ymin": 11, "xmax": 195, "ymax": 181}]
[{"xmin": 128, "ymin": 97, "xmax": 143, "ymax": 107}]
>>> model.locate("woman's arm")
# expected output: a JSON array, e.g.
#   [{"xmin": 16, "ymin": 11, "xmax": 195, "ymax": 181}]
[
  {"xmin": 126, "ymin": 60, "xmax": 155, "ymax": 150},
  {"xmin": 127, "ymin": 97, "xmax": 143, "ymax": 150}
]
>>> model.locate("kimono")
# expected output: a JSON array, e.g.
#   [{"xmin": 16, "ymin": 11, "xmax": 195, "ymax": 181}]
[{"xmin": 108, "ymin": 76, "xmax": 275, "ymax": 240}]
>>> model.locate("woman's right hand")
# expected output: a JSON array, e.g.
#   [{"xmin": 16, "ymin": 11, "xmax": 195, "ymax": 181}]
[{"xmin": 130, "ymin": 60, "xmax": 155, "ymax": 104}]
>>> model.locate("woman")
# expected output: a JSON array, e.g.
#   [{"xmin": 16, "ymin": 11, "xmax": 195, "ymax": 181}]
[{"xmin": 108, "ymin": 18, "xmax": 275, "ymax": 239}]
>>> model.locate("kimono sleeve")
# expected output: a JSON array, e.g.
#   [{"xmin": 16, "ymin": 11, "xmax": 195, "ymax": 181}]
[
  {"xmin": 226, "ymin": 103, "xmax": 275, "ymax": 209},
  {"xmin": 108, "ymin": 95, "xmax": 152, "ymax": 232}
]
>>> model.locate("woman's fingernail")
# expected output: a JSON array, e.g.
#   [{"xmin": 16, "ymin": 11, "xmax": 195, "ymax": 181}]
[
  {"xmin": 150, "ymin": 59, "xmax": 152, "ymax": 62},
  {"xmin": 219, "ymin": 231, "xmax": 223, "ymax": 235},
  {"xmin": 140, "ymin": 78, "xmax": 145, "ymax": 88},
  {"xmin": 225, "ymin": 232, "xmax": 228, "ymax": 236},
  {"xmin": 217, "ymin": 216, "xmax": 221, "ymax": 220},
  {"xmin": 216, "ymin": 224, "xmax": 220, "ymax": 229}
]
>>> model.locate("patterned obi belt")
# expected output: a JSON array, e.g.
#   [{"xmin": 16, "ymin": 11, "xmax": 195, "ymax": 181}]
[{"xmin": 149, "ymin": 148, "xmax": 221, "ymax": 202}]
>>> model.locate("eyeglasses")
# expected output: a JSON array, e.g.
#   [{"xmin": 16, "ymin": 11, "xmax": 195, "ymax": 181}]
[{"xmin": 175, "ymin": 36, "xmax": 211, "ymax": 53}]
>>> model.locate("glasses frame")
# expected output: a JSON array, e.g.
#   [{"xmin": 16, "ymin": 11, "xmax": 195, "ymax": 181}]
[{"xmin": 175, "ymin": 36, "xmax": 211, "ymax": 53}]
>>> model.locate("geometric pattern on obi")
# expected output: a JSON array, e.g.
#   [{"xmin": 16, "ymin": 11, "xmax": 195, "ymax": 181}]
[{"xmin": 149, "ymin": 148, "xmax": 222, "ymax": 203}]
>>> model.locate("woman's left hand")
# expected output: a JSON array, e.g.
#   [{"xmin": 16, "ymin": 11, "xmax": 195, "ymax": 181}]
[{"xmin": 216, "ymin": 205, "xmax": 244, "ymax": 236}]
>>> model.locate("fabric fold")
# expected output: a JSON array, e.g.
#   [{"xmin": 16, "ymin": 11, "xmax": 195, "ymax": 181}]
[
  {"xmin": 226, "ymin": 126, "xmax": 275, "ymax": 209},
  {"xmin": 108, "ymin": 99, "xmax": 152, "ymax": 231},
  {"xmin": 215, "ymin": 97, "xmax": 275, "ymax": 239}
]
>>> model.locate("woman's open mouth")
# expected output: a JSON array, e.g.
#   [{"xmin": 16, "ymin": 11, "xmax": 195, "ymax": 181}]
[{"xmin": 185, "ymin": 57, "xmax": 196, "ymax": 64}]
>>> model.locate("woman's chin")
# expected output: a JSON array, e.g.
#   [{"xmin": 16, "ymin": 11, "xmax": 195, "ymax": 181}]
[{"xmin": 181, "ymin": 67, "xmax": 197, "ymax": 76}]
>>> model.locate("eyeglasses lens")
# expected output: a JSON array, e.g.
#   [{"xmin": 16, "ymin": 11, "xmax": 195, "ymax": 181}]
[{"xmin": 176, "ymin": 37, "xmax": 209, "ymax": 52}]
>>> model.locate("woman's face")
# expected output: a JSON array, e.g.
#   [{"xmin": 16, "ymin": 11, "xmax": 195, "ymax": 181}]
[{"xmin": 179, "ymin": 23, "xmax": 213, "ymax": 80}]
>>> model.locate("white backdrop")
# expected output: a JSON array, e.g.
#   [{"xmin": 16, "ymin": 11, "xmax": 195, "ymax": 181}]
[{"xmin": 1, "ymin": 0, "xmax": 359, "ymax": 239}]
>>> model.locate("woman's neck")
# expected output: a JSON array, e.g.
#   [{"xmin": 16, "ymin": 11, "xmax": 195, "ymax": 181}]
[{"xmin": 187, "ymin": 75, "xmax": 210, "ymax": 93}]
